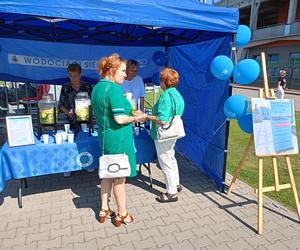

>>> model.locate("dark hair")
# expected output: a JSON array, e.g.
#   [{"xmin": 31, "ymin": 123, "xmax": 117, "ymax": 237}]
[
  {"xmin": 67, "ymin": 63, "xmax": 82, "ymax": 74},
  {"xmin": 127, "ymin": 59, "xmax": 139, "ymax": 68},
  {"xmin": 97, "ymin": 53, "xmax": 126, "ymax": 78}
]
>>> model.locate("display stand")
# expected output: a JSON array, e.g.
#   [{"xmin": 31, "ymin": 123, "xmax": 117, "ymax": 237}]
[{"xmin": 227, "ymin": 52, "xmax": 300, "ymax": 234}]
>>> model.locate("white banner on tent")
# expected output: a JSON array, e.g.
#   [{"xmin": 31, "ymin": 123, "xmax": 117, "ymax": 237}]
[{"xmin": 8, "ymin": 54, "xmax": 98, "ymax": 70}]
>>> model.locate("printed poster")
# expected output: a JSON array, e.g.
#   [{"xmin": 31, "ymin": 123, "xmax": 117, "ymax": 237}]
[{"xmin": 252, "ymin": 98, "xmax": 298, "ymax": 156}]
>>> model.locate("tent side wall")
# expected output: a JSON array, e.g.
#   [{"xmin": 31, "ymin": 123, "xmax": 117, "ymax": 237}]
[{"xmin": 169, "ymin": 34, "xmax": 232, "ymax": 188}]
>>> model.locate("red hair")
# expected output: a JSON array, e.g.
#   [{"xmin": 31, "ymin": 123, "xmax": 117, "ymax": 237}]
[
  {"xmin": 160, "ymin": 68, "xmax": 179, "ymax": 88},
  {"xmin": 97, "ymin": 53, "xmax": 126, "ymax": 78}
]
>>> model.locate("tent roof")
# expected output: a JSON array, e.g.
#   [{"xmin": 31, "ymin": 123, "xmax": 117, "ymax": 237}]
[{"xmin": 0, "ymin": 0, "xmax": 239, "ymax": 46}]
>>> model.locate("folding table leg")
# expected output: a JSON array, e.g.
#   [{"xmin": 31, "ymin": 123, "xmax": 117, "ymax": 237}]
[
  {"xmin": 147, "ymin": 163, "xmax": 153, "ymax": 188},
  {"xmin": 18, "ymin": 179, "xmax": 23, "ymax": 208},
  {"xmin": 18, "ymin": 178, "xmax": 27, "ymax": 208},
  {"xmin": 138, "ymin": 163, "xmax": 153, "ymax": 188}
]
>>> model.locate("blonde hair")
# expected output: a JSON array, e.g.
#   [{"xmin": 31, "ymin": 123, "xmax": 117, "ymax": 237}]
[
  {"xmin": 160, "ymin": 67, "xmax": 179, "ymax": 88},
  {"xmin": 97, "ymin": 53, "xmax": 126, "ymax": 78},
  {"xmin": 280, "ymin": 69, "xmax": 286, "ymax": 76}
]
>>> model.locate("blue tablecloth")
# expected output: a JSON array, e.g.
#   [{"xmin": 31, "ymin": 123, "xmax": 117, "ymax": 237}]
[{"xmin": 0, "ymin": 128, "xmax": 156, "ymax": 193}]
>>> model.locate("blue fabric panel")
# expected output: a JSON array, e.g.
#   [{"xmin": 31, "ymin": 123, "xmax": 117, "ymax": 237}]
[
  {"xmin": 135, "ymin": 129, "xmax": 157, "ymax": 164},
  {"xmin": 0, "ymin": 38, "xmax": 163, "ymax": 84},
  {"xmin": 168, "ymin": 34, "xmax": 232, "ymax": 189},
  {"xmin": 0, "ymin": 0, "xmax": 239, "ymax": 33},
  {"xmin": 0, "ymin": 130, "xmax": 156, "ymax": 193}
]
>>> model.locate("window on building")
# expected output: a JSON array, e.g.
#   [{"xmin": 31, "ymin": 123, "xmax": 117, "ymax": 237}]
[
  {"xmin": 289, "ymin": 53, "xmax": 300, "ymax": 62},
  {"xmin": 252, "ymin": 55, "xmax": 261, "ymax": 62},
  {"xmin": 268, "ymin": 54, "xmax": 279, "ymax": 62}
]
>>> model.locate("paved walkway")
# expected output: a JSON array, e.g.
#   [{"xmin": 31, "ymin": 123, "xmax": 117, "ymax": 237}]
[{"xmin": 0, "ymin": 154, "xmax": 300, "ymax": 250}]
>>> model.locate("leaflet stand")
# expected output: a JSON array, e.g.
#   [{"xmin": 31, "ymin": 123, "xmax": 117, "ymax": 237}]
[{"xmin": 227, "ymin": 52, "xmax": 300, "ymax": 234}]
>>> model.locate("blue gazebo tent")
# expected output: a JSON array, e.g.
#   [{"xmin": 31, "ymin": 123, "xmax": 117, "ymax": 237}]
[{"xmin": 0, "ymin": 0, "xmax": 239, "ymax": 188}]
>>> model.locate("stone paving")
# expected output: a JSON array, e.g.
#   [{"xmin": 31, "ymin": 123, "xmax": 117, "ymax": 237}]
[{"xmin": 0, "ymin": 154, "xmax": 300, "ymax": 250}]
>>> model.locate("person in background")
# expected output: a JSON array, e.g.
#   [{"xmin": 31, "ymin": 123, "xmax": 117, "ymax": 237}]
[
  {"xmin": 92, "ymin": 54, "xmax": 143, "ymax": 227},
  {"xmin": 145, "ymin": 68, "xmax": 185, "ymax": 203},
  {"xmin": 0, "ymin": 83, "xmax": 37, "ymax": 110},
  {"xmin": 121, "ymin": 60, "xmax": 146, "ymax": 111},
  {"xmin": 58, "ymin": 63, "xmax": 92, "ymax": 120},
  {"xmin": 276, "ymin": 69, "xmax": 287, "ymax": 99},
  {"xmin": 58, "ymin": 63, "xmax": 93, "ymax": 176}
]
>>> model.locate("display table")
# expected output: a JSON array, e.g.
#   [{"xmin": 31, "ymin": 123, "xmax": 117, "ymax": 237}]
[{"xmin": 0, "ymin": 128, "xmax": 156, "ymax": 207}]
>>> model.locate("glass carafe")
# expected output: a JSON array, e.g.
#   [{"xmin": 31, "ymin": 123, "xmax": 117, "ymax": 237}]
[
  {"xmin": 75, "ymin": 92, "xmax": 90, "ymax": 121},
  {"xmin": 38, "ymin": 93, "xmax": 57, "ymax": 124}
]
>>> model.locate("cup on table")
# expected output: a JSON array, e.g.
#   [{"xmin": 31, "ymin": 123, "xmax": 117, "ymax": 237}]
[
  {"xmin": 67, "ymin": 133, "xmax": 74, "ymax": 143},
  {"xmin": 134, "ymin": 126, "xmax": 140, "ymax": 136},
  {"xmin": 55, "ymin": 133, "xmax": 63, "ymax": 145},
  {"xmin": 42, "ymin": 134, "xmax": 49, "ymax": 144},
  {"xmin": 64, "ymin": 123, "xmax": 70, "ymax": 133},
  {"xmin": 62, "ymin": 132, "xmax": 68, "ymax": 141},
  {"xmin": 81, "ymin": 123, "xmax": 88, "ymax": 132}
]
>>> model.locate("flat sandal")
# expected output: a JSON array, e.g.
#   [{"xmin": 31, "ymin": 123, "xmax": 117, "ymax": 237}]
[{"xmin": 155, "ymin": 193, "xmax": 178, "ymax": 203}]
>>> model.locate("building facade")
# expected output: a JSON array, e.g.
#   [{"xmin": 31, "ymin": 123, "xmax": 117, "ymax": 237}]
[{"xmin": 214, "ymin": 0, "xmax": 300, "ymax": 89}]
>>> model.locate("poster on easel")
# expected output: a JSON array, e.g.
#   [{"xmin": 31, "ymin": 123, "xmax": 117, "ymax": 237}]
[{"xmin": 252, "ymin": 98, "xmax": 298, "ymax": 156}]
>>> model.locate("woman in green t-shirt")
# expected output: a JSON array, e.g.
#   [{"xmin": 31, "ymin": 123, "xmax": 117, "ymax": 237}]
[
  {"xmin": 146, "ymin": 68, "xmax": 185, "ymax": 203},
  {"xmin": 91, "ymin": 54, "xmax": 142, "ymax": 227}
]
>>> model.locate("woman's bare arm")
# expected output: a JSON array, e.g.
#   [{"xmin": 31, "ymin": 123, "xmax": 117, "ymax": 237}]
[
  {"xmin": 113, "ymin": 115, "xmax": 135, "ymax": 125},
  {"xmin": 146, "ymin": 115, "xmax": 166, "ymax": 125}
]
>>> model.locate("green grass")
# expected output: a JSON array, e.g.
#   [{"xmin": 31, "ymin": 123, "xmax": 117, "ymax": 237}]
[
  {"xmin": 144, "ymin": 88, "xmax": 162, "ymax": 110},
  {"xmin": 227, "ymin": 113, "xmax": 300, "ymax": 212},
  {"xmin": 146, "ymin": 88, "xmax": 300, "ymax": 211}
]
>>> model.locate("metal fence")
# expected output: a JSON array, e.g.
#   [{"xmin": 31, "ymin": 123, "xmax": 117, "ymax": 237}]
[
  {"xmin": 211, "ymin": 0, "xmax": 251, "ymax": 7},
  {"xmin": 254, "ymin": 60, "xmax": 300, "ymax": 89}
]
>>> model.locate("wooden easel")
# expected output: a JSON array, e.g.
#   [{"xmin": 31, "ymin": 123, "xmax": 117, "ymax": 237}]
[{"xmin": 227, "ymin": 52, "xmax": 300, "ymax": 234}]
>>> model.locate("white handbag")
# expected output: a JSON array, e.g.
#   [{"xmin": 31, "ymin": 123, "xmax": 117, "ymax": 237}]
[
  {"xmin": 98, "ymin": 84, "xmax": 131, "ymax": 179},
  {"xmin": 99, "ymin": 153, "xmax": 131, "ymax": 179},
  {"xmin": 157, "ymin": 93, "xmax": 185, "ymax": 142}
]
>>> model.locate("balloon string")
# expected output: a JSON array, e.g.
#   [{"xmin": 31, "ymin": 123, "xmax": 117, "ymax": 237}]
[{"xmin": 212, "ymin": 119, "xmax": 228, "ymax": 136}]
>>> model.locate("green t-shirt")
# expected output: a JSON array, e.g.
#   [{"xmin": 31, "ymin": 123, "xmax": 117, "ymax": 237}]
[{"xmin": 150, "ymin": 87, "xmax": 185, "ymax": 140}]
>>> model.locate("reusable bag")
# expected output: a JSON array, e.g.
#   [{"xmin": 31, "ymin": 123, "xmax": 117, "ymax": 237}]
[
  {"xmin": 157, "ymin": 93, "xmax": 185, "ymax": 142},
  {"xmin": 98, "ymin": 84, "xmax": 131, "ymax": 179}
]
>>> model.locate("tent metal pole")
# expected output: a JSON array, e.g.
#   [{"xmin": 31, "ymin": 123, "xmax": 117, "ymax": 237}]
[
  {"xmin": 164, "ymin": 33, "xmax": 168, "ymax": 67},
  {"xmin": 222, "ymin": 85, "xmax": 232, "ymax": 192},
  {"xmin": 4, "ymin": 81, "xmax": 9, "ymax": 114},
  {"xmin": 25, "ymin": 83, "xmax": 29, "ymax": 114},
  {"xmin": 222, "ymin": 34, "xmax": 236, "ymax": 192}
]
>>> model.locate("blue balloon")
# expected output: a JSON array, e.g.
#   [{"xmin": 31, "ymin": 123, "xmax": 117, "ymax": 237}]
[
  {"xmin": 152, "ymin": 72, "xmax": 160, "ymax": 86},
  {"xmin": 236, "ymin": 25, "xmax": 251, "ymax": 48},
  {"xmin": 238, "ymin": 112, "xmax": 253, "ymax": 134},
  {"xmin": 210, "ymin": 55, "xmax": 234, "ymax": 80},
  {"xmin": 223, "ymin": 94, "xmax": 248, "ymax": 119},
  {"xmin": 233, "ymin": 59, "xmax": 260, "ymax": 85},
  {"xmin": 152, "ymin": 51, "xmax": 166, "ymax": 66}
]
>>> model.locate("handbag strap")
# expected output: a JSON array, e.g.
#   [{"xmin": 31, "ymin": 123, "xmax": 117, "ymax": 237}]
[
  {"xmin": 169, "ymin": 92, "xmax": 177, "ymax": 118},
  {"xmin": 102, "ymin": 83, "xmax": 125, "ymax": 155},
  {"xmin": 160, "ymin": 92, "xmax": 177, "ymax": 130}
]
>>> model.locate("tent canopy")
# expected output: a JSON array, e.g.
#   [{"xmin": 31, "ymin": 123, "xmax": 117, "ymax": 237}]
[
  {"xmin": 0, "ymin": 0, "xmax": 238, "ymax": 46},
  {"xmin": 0, "ymin": 0, "xmax": 239, "ymax": 189}
]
